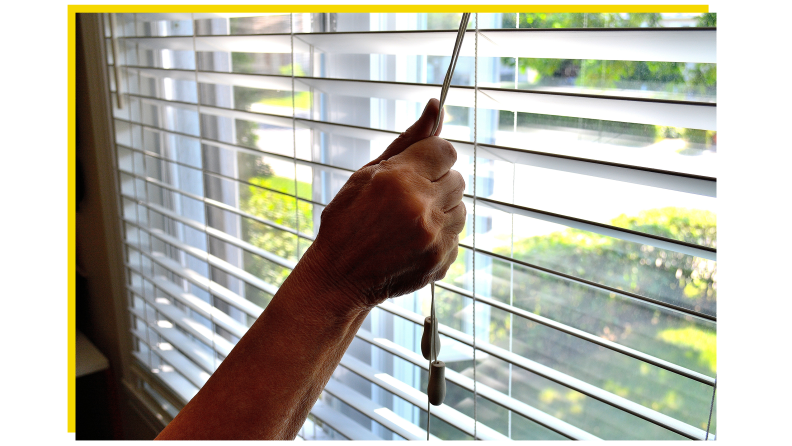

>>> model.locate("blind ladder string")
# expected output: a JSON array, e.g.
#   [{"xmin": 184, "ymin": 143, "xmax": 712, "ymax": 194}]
[
  {"xmin": 191, "ymin": 13, "xmax": 219, "ymax": 373},
  {"xmin": 705, "ymin": 376, "xmax": 717, "ymax": 440},
  {"xmin": 122, "ymin": 12, "xmax": 152, "ymax": 370},
  {"xmin": 289, "ymin": 20, "xmax": 304, "ymax": 436},
  {"xmin": 427, "ymin": 284, "xmax": 433, "ymax": 441},
  {"xmin": 290, "ymin": 14, "xmax": 300, "ymax": 260},
  {"xmin": 134, "ymin": 13, "xmax": 156, "ymax": 372}
]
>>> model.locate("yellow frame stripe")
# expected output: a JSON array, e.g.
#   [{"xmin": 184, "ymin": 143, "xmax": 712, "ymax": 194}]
[{"xmin": 70, "ymin": 5, "xmax": 708, "ymax": 13}]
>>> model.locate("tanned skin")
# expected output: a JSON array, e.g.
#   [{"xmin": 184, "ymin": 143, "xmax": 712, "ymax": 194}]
[{"xmin": 155, "ymin": 98, "xmax": 465, "ymax": 440}]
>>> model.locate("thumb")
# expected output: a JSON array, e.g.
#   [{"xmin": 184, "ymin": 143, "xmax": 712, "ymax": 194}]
[{"xmin": 365, "ymin": 98, "xmax": 444, "ymax": 167}]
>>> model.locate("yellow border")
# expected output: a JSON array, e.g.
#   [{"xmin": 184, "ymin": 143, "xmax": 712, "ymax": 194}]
[
  {"xmin": 67, "ymin": 2, "xmax": 710, "ymax": 434},
  {"xmin": 70, "ymin": 4, "xmax": 708, "ymax": 13}
]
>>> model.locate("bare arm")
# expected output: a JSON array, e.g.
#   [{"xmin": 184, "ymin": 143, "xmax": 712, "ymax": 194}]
[{"xmin": 155, "ymin": 99, "xmax": 465, "ymax": 440}]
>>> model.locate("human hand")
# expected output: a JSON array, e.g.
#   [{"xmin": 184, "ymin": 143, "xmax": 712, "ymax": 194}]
[{"xmin": 302, "ymin": 98, "xmax": 466, "ymax": 312}]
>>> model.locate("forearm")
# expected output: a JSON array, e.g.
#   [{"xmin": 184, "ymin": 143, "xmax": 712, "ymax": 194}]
[
  {"xmin": 155, "ymin": 246, "xmax": 369, "ymax": 440},
  {"xmin": 154, "ymin": 98, "xmax": 462, "ymax": 440}
]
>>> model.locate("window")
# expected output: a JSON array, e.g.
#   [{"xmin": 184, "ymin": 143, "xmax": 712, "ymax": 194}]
[{"xmin": 105, "ymin": 11, "xmax": 716, "ymax": 440}]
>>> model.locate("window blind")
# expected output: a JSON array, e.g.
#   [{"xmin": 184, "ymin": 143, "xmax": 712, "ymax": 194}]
[{"xmin": 105, "ymin": 11, "xmax": 717, "ymax": 441}]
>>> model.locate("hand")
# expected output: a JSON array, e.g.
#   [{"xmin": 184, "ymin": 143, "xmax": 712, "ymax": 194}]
[
  {"xmin": 156, "ymin": 100, "xmax": 465, "ymax": 441},
  {"xmin": 304, "ymin": 98, "xmax": 466, "ymax": 311}
]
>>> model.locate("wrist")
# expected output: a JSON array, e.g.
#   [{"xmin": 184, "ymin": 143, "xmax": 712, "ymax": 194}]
[{"xmin": 278, "ymin": 238, "xmax": 372, "ymax": 321}]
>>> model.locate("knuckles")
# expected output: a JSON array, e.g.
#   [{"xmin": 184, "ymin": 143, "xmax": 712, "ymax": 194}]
[
  {"xmin": 370, "ymin": 164, "xmax": 437, "ymax": 246},
  {"xmin": 432, "ymin": 137, "xmax": 457, "ymax": 166},
  {"xmin": 427, "ymin": 247, "xmax": 447, "ymax": 268},
  {"xmin": 317, "ymin": 144, "xmax": 463, "ymax": 302},
  {"xmin": 449, "ymin": 169, "xmax": 465, "ymax": 194},
  {"xmin": 411, "ymin": 137, "xmax": 457, "ymax": 172}
]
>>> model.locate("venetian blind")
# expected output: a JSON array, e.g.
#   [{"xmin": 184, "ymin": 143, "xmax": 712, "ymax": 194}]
[{"xmin": 105, "ymin": 11, "xmax": 717, "ymax": 440}]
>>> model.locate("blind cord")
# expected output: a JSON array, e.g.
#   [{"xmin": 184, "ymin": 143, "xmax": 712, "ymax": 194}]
[
  {"xmin": 290, "ymin": 14, "xmax": 300, "ymax": 258},
  {"xmin": 472, "ymin": 12, "xmax": 479, "ymax": 441},
  {"xmin": 427, "ymin": 283, "xmax": 434, "ymax": 441},
  {"xmin": 705, "ymin": 376, "xmax": 716, "ymax": 440}
]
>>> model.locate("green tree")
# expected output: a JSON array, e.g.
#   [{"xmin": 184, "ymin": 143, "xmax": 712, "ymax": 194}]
[
  {"xmin": 238, "ymin": 172, "xmax": 313, "ymax": 299},
  {"xmin": 500, "ymin": 13, "xmax": 717, "ymax": 103},
  {"xmin": 460, "ymin": 207, "xmax": 718, "ymax": 438},
  {"xmin": 697, "ymin": 13, "xmax": 716, "ymax": 27}
]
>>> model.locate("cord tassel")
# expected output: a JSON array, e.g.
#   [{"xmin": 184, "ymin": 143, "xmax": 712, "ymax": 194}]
[
  {"xmin": 421, "ymin": 316, "xmax": 441, "ymax": 361},
  {"xmin": 427, "ymin": 361, "xmax": 446, "ymax": 406}
]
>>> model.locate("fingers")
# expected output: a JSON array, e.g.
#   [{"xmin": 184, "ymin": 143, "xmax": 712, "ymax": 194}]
[
  {"xmin": 435, "ymin": 170, "xmax": 465, "ymax": 213},
  {"xmin": 365, "ymin": 99, "xmax": 444, "ymax": 167},
  {"xmin": 443, "ymin": 201, "xmax": 466, "ymax": 235},
  {"xmin": 428, "ymin": 202, "xmax": 465, "ymax": 282},
  {"xmin": 432, "ymin": 240, "xmax": 460, "ymax": 282},
  {"xmin": 392, "ymin": 136, "xmax": 457, "ymax": 182}
]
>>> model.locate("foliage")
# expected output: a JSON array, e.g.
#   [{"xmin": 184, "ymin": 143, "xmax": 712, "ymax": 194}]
[
  {"xmin": 498, "ymin": 110, "xmax": 661, "ymax": 141},
  {"xmin": 500, "ymin": 207, "xmax": 716, "ymax": 314},
  {"xmin": 460, "ymin": 206, "xmax": 719, "ymax": 437},
  {"xmin": 499, "ymin": 12, "xmax": 717, "ymax": 104},
  {"xmin": 507, "ymin": 12, "xmax": 663, "ymax": 29},
  {"xmin": 235, "ymin": 119, "xmax": 260, "ymax": 149},
  {"xmin": 426, "ymin": 13, "xmax": 467, "ymax": 30},
  {"xmin": 503, "ymin": 57, "xmax": 716, "ymax": 97},
  {"xmin": 657, "ymin": 327, "xmax": 716, "ymax": 372},
  {"xmin": 238, "ymin": 174, "xmax": 313, "ymax": 295},
  {"xmin": 697, "ymin": 13, "xmax": 717, "ymax": 27}
]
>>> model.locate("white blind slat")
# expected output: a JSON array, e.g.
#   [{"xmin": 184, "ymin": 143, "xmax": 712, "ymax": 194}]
[
  {"xmin": 323, "ymin": 377, "xmax": 439, "ymax": 441},
  {"xmin": 309, "ymin": 400, "xmax": 384, "ymax": 440},
  {"xmin": 109, "ymin": 12, "xmax": 717, "ymax": 441},
  {"xmin": 131, "ymin": 328, "xmax": 211, "ymax": 388},
  {"xmin": 296, "ymin": 28, "xmax": 715, "ymax": 63}
]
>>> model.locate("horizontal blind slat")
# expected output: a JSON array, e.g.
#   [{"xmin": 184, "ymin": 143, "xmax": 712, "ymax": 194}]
[
  {"xmin": 128, "ymin": 260, "xmax": 250, "ymax": 339},
  {"xmin": 148, "ymin": 273, "xmax": 249, "ymax": 339},
  {"xmin": 322, "ymin": 378, "xmax": 438, "ymax": 441},
  {"xmin": 122, "ymin": 34, "xmax": 293, "ymax": 52},
  {"xmin": 130, "ymin": 328, "xmax": 211, "ymax": 388},
  {"xmin": 128, "ymin": 216, "xmax": 287, "ymax": 300},
  {"xmin": 127, "ymin": 202, "xmax": 710, "ymax": 438},
  {"xmin": 129, "ymin": 305, "xmax": 216, "ymax": 372},
  {"xmin": 338, "ymin": 354, "xmax": 510, "ymax": 441},
  {"xmin": 133, "ymin": 12, "xmax": 273, "ymax": 21},
  {"xmin": 125, "ymin": 72, "xmax": 716, "ymax": 129},
  {"xmin": 126, "ymin": 241, "xmax": 265, "ymax": 320},
  {"xmin": 129, "ymin": 291, "xmax": 234, "ymax": 356},
  {"xmin": 143, "ymin": 248, "xmax": 266, "ymax": 319},
  {"xmin": 132, "ymin": 350, "xmax": 200, "ymax": 403},
  {"xmin": 124, "ymin": 28, "xmax": 715, "ymax": 63},
  {"xmin": 455, "ymin": 142, "xmax": 715, "ymax": 197},
  {"xmin": 118, "ymin": 98, "xmax": 717, "ymax": 187},
  {"xmin": 466, "ymin": 196, "xmax": 717, "ymax": 261},
  {"xmin": 309, "ymin": 400, "xmax": 383, "ymax": 440},
  {"xmin": 434, "ymin": 281, "xmax": 715, "ymax": 386},
  {"xmin": 354, "ymin": 328, "xmax": 599, "ymax": 440},
  {"xmin": 296, "ymin": 28, "xmax": 716, "ymax": 63},
  {"xmin": 375, "ymin": 301, "xmax": 709, "ymax": 440}
]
